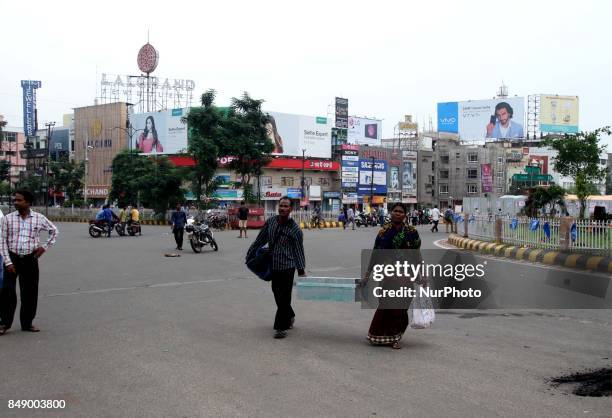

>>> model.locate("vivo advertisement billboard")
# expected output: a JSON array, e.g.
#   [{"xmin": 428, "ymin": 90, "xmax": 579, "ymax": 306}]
[
  {"xmin": 347, "ymin": 116, "xmax": 382, "ymax": 146},
  {"xmin": 265, "ymin": 111, "xmax": 332, "ymax": 159},
  {"xmin": 438, "ymin": 98, "xmax": 525, "ymax": 140},
  {"xmin": 358, "ymin": 159, "xmax": 387, "ymax": 195},
  {"xmin": 130, "ymin": 108, "xmax": 189, "ymax": 155}
]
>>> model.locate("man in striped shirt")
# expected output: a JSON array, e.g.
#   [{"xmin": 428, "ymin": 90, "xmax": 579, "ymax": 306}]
[
  {"xmin": 0, "ymin": 190, "xmax": 58, "ymax": 335},
  {"xmin": 247, "ymin": 196, "xmax": 306, "ymax": 339}
]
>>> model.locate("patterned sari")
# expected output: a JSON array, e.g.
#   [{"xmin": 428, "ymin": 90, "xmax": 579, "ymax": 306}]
[{"xmin": 367, "ymin": 222, "xmax": 421, "ymax": 345}]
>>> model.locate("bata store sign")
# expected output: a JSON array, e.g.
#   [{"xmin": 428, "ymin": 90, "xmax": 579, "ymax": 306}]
[{"xmin": 261, "ymin": 188, "xmax": 286, "ymax": 200}]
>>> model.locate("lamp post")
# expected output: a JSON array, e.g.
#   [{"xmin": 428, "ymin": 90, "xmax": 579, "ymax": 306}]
[
  {"xmin": 369, "ymin": 156, "xmax": 375, "ymax": 211},
  {"xmin": 44, "ymin": 121, "xmax": 56, "ymax": 216},
  {"xmin": 83, "ymin": 141, "xmax": 94, "ymax": 205},
  {"xmin": 301, "ymin": 148, "xmax": 306, "ymax": 204}
]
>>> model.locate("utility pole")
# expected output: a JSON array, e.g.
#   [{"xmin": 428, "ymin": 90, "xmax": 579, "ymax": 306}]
[
  {"xmin": 370, "ymin": 156, "xmax": 375, "ymax": 211},
  {"xmin": 301, "ymin": 148, "xmax": 306, "ymax": 204},
  {"xmin": 44, "ymin": 121, "xmax": 55, "ymax": 216}
]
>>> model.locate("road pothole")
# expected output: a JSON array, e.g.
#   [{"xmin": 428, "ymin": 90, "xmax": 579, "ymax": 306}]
[{"xmin": 550, "ymin": 368, "xmax": 612, "ymax": 397}]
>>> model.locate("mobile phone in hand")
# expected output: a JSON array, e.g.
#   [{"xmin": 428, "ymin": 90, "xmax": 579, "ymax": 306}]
[{"xmin": 490, "ymin": 115, "xmax": 496, "ymax": 124}]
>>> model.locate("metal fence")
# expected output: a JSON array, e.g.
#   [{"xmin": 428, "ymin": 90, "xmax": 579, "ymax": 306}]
[
  {"xmin": 265, "ymin": 210, "xmax": 340, "ymax": 224},
  {"xmin": 465, "ymin": 215, "xmax": 611, "ymax": 255}
]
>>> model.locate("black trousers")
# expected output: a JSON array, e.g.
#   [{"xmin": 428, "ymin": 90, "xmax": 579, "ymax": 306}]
[
  {"xmin": 0, "ymin": 252, "xmax": 40, "ymax": 329},
  {"xmin": 271, "ymin": 269, "xmax": 295, "ymax": 331},
  {"xmin": 431, "ymin": 220, "xmax": 439, "ymax": 232},
  {"xmin": 173, "ymin": 227, "xmax": 184, "ymax": 249}
]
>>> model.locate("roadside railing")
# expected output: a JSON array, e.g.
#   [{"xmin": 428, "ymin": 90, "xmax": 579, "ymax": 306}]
[
  {"xmin": 465, "ymin": 214, "xmax": 611, "ymax": 255},
  {"xmin": 265, "ymin": 210, "xmax": 340, "ymax": 224}
]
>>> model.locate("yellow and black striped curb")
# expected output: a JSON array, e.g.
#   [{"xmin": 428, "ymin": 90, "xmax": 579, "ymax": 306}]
[
  {"xmin": 49, "ymin": 217, "xmax": 171, "ymax": 225},
  {"xmin": 299, "ymin": 221, "xmax": 344, "ymax": 229},
  {"xmin": 448, "ymin": 233, "xmax": 612, "ymax": 274}
]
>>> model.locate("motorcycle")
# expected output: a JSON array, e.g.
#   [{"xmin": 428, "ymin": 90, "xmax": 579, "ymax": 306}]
[
  {"xmin": 89, "ymin": 220, "xmax": 113, "ymax": 238},
  {"xmin": 185, "ymin": 216, "xmax": 218, "ymax": 253},
  {"xmin": 115, "ymin": 221, "xmax": 141, "ymax": 236},
  {"xmin": 355, "ymin": 212, "xmax": 368, "ymax": 228},
  {"xmin": 205, "ymin": 210, "xmax": 228, "ymax": 230}
]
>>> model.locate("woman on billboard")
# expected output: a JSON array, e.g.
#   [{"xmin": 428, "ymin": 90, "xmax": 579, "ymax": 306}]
[
  {"xmin": 265, "ymin": 115, "xmax": 283, "ymax": 154},
  {"xmin": 136, "ymin": 116, "xmax": 164, "ymax": 153}
]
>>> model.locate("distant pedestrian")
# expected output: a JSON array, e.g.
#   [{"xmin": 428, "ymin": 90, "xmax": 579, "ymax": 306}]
[
  {"xmin": 237, "ymin": 201, "xmax": 249, "ymax": 238},
  {"xmin": 0, "ymin": 190, "xmax": 58, "ymax": 336},
  {"xmin": 246, "ymin": 196, "xmax": 306, "ymax": 339},
  {"xmin": 444, "ymin": 207, "xmax": 454, "ymax": 233},
  {"xmin": 347, "ymin": 207, "xmax": 355, "ymax": 230},
  {"xmin": 170, "ymin": 203, "xmax": 187, "ymax": 250},
  {"xmin": 342, "ymin": 206, "xmax": 348, "ymax": 229},
  {"xmin": 430, "ymin": 205, "xmax": 440, "ymax": 232}
]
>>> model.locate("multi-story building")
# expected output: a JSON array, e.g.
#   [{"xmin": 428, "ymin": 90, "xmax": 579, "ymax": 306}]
[{"xmin": 0, "ymin": 127, "xmax": 27, "ymax": 186}]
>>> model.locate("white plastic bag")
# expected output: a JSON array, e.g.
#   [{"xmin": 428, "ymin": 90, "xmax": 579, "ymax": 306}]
[{"xmin": 409, "ymin": 284, "xmax": 435, "ymax": 329}]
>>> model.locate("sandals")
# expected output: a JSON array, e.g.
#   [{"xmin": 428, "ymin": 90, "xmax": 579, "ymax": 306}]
[
  {"xmin": 0, "ymin": 325, "xmax": 7, "ymax": 336},
  {"xmin": 391, "ymin": 341, "xmax": 402, "ymax": 349},
  {"xmin": 21, "ymin": 326, "xmax": 40, "ymax": 332}
]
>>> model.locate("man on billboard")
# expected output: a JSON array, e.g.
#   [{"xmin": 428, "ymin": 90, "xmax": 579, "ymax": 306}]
[{"xmin": 486, "ymin": 102, "xmax": 524, "ymax": 139}]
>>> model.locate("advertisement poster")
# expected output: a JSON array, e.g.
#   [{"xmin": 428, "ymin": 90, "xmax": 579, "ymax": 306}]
[
  {"xmin": 266, "ymin": 111, "xmax": 332, "ymax": 158},
  {"xmin": 481, "ymin": 163, "xmax": 493, "ymax": 193},
  {"xmin": 539, "ymin": 95, "xmax": 579, "ymax": 133},
  {"xmin": 401, "ymin": 151, "xmax": 417, "ymax": 196},
  {"xmin": 130, "ymin": 108, "xmax": 188, "ymax": 154},
  {"xmin": 390, "ymin": 167, "xmax": 400, "ymax": 191},
  {"xmin": 347, "ymin": 117, "xmax": 382, "ymax": 146},
  {"xmin": 528, "ymin": 155, "xmax": 549, "ymax": 174},
  {"xmin": 335, "ymin": 97, "xmax": 348, "ymax": 129},
  {"xmin": 21, "ymin": 80, "xmax": 42, "ymax": 137},
  {"xmin": 438, "ymin": 97, "xmax": 525, "ymax": 140},
  {"xmin": 357, "ymin": 159, "xmax": 387, "ymax": 195}
]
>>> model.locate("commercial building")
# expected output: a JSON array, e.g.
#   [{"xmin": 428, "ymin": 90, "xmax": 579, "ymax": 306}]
[{"xmin": 0, "ymin": 126, "xmax": 27, "ymax": 186}]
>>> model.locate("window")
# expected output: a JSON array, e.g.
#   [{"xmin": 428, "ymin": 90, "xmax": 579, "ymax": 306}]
[
  {"xmin": 456, "ymin": 152, "xmax": 461, "ymax": 159},
  {"xmin": 0, "ymin": 151, "xmax": 4, "ymax": 156},
  {"xmin": 5, "ymin": 151, "xmax": 15, "ymax": 157},
  {"xmin": 260, "ymin": 176, "xmax": 272, "ymax": 187},
  {"xmin": 497, "ymin": 156, "xmax": 504, "ymax": 164},
  {"xmin": 431, "ymin": 161, "xmax": 435, "ymax": 170},
  {"xmin": 439, "ymin": 170, "xmax": 449, "ymax": 179},
  {"xmin": 5, "ymin": 132, "xmax": 17, "ymax": 142},
  {"xmin": 280, "ymin": 177, "xmax": 294, "ymax": 187},
  {"xmin": 496, "ymin": 171, "xmax": 504, "ymax": 179},
  {"xmin": 318, "ymin": 178, "xmax": 330, "ymax": 186},
  {"xmin": 304, "ymin": 177, "xmax": 312, "ymax": 186},
  {"xmin": 439, "ymin": 184, "xmax": 449, "ymax": 194},
  {"xmin": 496, "ymin": 187, "xmax": 503, "ymax": 193},
  {"xmin": 467, "ymin": 169, "xmax": 478, "ymax": 179},
  {"xmin": 467, "ymin": 154, "xmax": 478, "ymax": 164},
  {"xmin": 440, "ymin": 155, "xmax": 449, "ymax": 164},
  {"xmin": 467, "ymin": 184, "xmax": 478, "ymax": 194}
]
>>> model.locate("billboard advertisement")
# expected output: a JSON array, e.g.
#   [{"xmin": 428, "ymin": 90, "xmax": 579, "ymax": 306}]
[
  {"xmin": 481, "ymin": 163, "xmax": 493, "ymax": 193},
  {"xmin": 540, "ymin": 95, "xmax": 579, "ymax": 133},
  {"xmin": 266, "ymin": 111, "xmax": 331, "ymax": 158},
  {"xmin": 357, "ymin": 159, "xmax": 387, "ymax": 195},
  {"xmin": 438, "ymin": 97, "xmax": 525, "ymax": 140},
  {"xmin": 341, "ymin": 155, "xmax": 359, "ymax": 189},
  {"xmin": 335, "ymin": 97, "xmax": 348, "ymax": 129},
  {"xmin": 401, "ymin": 151, "xmax": 417, "ymax": 203},
  {"xmin": 130, "ymin": 108, "xmax": 188, "ymax": 154},
  {"xmin": 390, "ymin": 166, "xmax": 400, "ymax": 191},
  {"xmin": 347, "ymin": 116, "xmax": 382, "ymax": 146},
  {"xmin": 21, "ymin": 80, "xmax": 42, "ymax": 137}
]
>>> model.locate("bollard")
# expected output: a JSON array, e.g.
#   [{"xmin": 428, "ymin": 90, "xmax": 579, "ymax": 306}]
[
  {"xmin": 495, "ymin": 218, "xmax": 502, "ymax": 244},
  {"xmin": 463, "ymin": 213, "xmax": 468, "ymax": 238},
  {"xmin": 559, "ymin": 216, "xmax": 573, "ymax": 251}
]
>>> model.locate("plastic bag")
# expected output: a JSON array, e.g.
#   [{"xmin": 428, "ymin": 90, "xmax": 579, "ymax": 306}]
[{"xmin": 409, "ymin": 284, "xmax": 435, "ymax": 329}]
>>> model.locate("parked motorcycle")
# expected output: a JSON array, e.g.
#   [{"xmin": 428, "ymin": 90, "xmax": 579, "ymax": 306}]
[
  {"xmin": 185, "ymin": 216, "xmax": 218, "ymax": 253},
  {"xmin": 205, "ymin": 210, "xmax": 228, "ymax": 230},
  {"xmin": 89, "ymin": 220, "xmax": 112, "ymax": 238},
  {"xmin": 355, "ymin": 212, "xmax": 368, "ymax": 228}
]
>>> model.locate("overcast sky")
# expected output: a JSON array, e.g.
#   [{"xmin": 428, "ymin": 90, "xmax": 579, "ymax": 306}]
[{"xmin": 2, "ymin": 0, "xmax": 611, "ymax": 148}]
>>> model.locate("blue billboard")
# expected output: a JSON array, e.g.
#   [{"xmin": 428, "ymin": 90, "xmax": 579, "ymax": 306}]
[
  {"xmin": 437, "ymin": 101, "xmax": 458, "ymax": 133},
  {"xmin": 21, "ymin": 80, "xmax": 42, "ymax": 137},
  {"xmin": 357, "ymin": 159, "xmax": 387, "ymax": 195}
]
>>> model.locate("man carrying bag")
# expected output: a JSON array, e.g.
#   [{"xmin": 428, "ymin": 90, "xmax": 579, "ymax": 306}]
[{"xmin": 246, "ymin": 196, "xmax": 306, "ymax": 339}]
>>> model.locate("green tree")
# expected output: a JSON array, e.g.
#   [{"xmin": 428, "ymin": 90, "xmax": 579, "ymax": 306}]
[
  {"xmin": 16, "ymin": 174, "xmax": 44, "ymax": 205},
  {"xmin": 0, "ymin": 117, "xmax": 7, "ymax": 145},
  {"xmin": 49, "ymin": 156, "xmax": 85, "ymax": 203},
  {"xmin": 543, "ymin": 127, "xmax": 609, "ymax": 218},
  {"xmin": 183, "ymin": 90, "xmax": 223, "ymax": 208},
  {"xmin": 109, "ymin": 150, "xmax": 153, "ymax": 207},
  {"xmin": 0, "ymin": 160, "xmax": 11, "ymax": 182},
  {"xmin": 523, "ymin": 185, "xmax": 567, "ymax": 217},
  {"xmin": 220, "ymin": 92, "xmax": 273, "ymax": 203}
]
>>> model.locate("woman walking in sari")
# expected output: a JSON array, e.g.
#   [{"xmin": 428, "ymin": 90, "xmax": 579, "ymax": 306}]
[{"xmin": 362, "ymin": 203, "xmax": 421, "ymax": 349}]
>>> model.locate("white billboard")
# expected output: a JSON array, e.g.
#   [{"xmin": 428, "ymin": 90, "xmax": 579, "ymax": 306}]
[
  {"xmin": 129, "ymin": 108, "xmax": 188, "ymax": 154},
  {"xmin": 347, "ymin": 116, "xmax": 382, "ymax": 146},
  {"xmin": 265, "ymin": 111, "xmax": 331, "ymax": 158},
  {"xmin": 460, "ymin": 98, "xmax": 525, "ymax": 140}
]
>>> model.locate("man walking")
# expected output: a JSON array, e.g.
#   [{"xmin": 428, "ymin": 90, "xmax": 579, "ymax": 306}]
[
  {"xmin": 237, "ymin": 201, "xmax": 249, "ymax": 238},
  {"xmin": 0, "ymin": 190, "xmax": 58, "ymax": 335},
  {"xmin": 170, "ymin": 203, "xmax": 187, "ymax": 250},
  {"xmin": 247, "ymin": 196, "xmax": 306, "ymax": 339},
  {"xmin": 430, "ymin": 205, "xmax": 440, "ymax": 233},
  {"xmin": 347, "ymin": 206, "xmax": 355, "ymax": 230},
  {"xmin": 444, "ymin": 207, "xmax": 454, "ymax": 233}
]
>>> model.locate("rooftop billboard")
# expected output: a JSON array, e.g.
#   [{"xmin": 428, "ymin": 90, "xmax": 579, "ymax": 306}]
[{"xmin": 265, "ymin": 111, "xmax": 331, "ymax": 159}]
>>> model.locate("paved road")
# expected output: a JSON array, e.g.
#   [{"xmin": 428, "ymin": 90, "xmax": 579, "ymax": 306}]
[{"xmin": 0, "ymin": 223, "xmax": 610, "ymax": 417}]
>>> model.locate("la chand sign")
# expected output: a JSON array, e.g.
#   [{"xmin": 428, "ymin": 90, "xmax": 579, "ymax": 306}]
[{"xmin": 101, "ymin": 74, "xmax": 195, "ymax": 90}]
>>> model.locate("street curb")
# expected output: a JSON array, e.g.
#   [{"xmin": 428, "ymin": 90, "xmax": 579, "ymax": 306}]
[
  {"xmin": 299, "ymin": 221, "xmax": 344, "ymax": 230},
  {"xmin": 448, "ymin": 233, "xmax": 612, "ymax": 274}
]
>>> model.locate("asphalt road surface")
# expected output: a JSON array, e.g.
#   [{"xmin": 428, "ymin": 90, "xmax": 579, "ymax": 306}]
[{"xmin": 0, "ymin": 222, "xmax": 610, "ymax": 417}]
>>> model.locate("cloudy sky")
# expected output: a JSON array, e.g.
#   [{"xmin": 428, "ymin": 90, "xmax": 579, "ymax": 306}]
[{"xmin": 2, "ymin": 0, "xmax": 611, "ymax": 147}]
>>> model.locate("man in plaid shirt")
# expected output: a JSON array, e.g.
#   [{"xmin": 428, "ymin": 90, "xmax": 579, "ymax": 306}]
[{"xmin": 0, "ymin": 190, "xmax": 58, "ymax": 335}]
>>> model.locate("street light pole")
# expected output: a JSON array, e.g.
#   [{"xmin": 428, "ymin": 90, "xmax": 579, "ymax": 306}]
[
  {"xmin": 370, "ymin": 156, "xmax": 375, "ymax": 211},
  {"xmin": 44, "ymin": 121, "xmax": 56, "ymax": 216},
  {"xmin": 301, "ymin": 148, "xmax": 306, "ymax": 204},
  {"xmin": 84, "ymin": 140, "xmax": 93, "ymax": 205}
]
